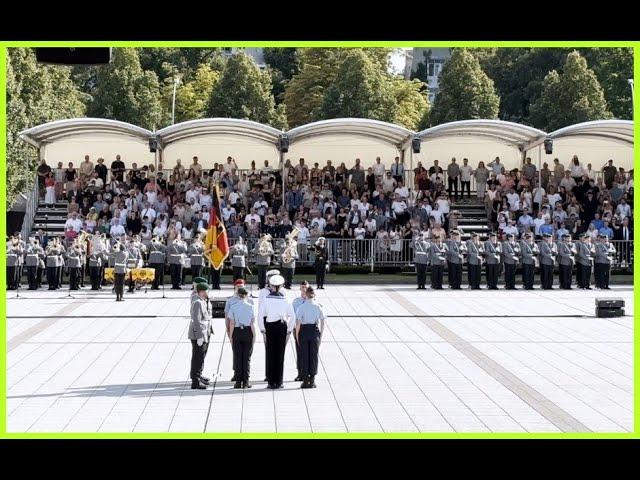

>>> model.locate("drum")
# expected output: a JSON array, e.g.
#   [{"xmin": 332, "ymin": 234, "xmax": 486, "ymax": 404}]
[
  {"xmin": 131, "ymin": 268, "xmax": 155, "ymax": 284},
  {"xmin": 103, "ymin": 268, "xmax": 115, "ymax": 283}
]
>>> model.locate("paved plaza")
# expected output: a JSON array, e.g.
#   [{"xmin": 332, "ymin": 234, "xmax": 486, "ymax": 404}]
[{"xmin": 5, "ymin": 283, "xmax": 634, "ymax": 433}]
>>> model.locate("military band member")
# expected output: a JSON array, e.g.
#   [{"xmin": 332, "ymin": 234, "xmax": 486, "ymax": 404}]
[
  {"xmin": 230, "ymin": 237, "xmax": 248, "ymax": 281},
  {"xmin": 295, "ymin": 287, "xmax": 326, "ymax": 389},
  {"xmin": 88, "ymin": 247, "xmax": 104, "ymax": 290},
  {"xmin": 257, "ymin": 274, "xmax": 296, "ymax": 389},
  {"xmin": 25, "ymin": 238, "xmax": 43, "ymax": 290},
  {"xmin": 576, "ymin": 233, "xmax": 594, "ymax": 290},
  {"xmin": 168, "ymin": 236, "xmax": 187, "ymax": 289},
  {"xmin": 66, "ymin": 244, "xmax": 82, "ymax": 290},
  {"xmin": 539, "ymin": 233, "xmax": 555, "ymax": 290},
  {"xmin": 111, "ymin": 243, "xmax": 129, "ymax": 301},
  {"xmin": 557, "ymin": 234, "xmax": 575, "ymax": 290},
  {"xmin": 254, "ymin": 234, "xmax": 274, "ymax": 289},
  {"xmin": 466, "ymin": 233, "xmax": 483, "ymax": 290},
  {"xmin": 501, "ymin": 234, "xmax": 519, "ymax": 290},
  {"xmin": 45, "ymin": 239, "xmax": 63, "ymax": 290},
  {"xmin": 127, "ymin": 239, "xmax": 143, "ymax": 293},
  {"xmin": 56, "ymin": 241, "xmax": 66, "ymax": 289},
  {"xmin": 484, "ymin": 232, "xmax": 501, "ymax": 290},
  {"xmin": 188, "ymin": 236, "xmax": 205, "ymax": 283},
  {"xmin": 281, "ymin": 239, "xmax": 299, "ymax": 290},
  {"xmin": 189, "ymin": 282, "xmax": 213, "ymax": 389},
  {"xmin": 228, "ymin": 287, "xmax": 256, "ymax": 389},
  {"xmin": 429, "ymin": 237, "xmax": 447, "ymax": 289},
  {"xmin": 414, "ymin": 233, "xmax": 430, "ymax": 290},
  {"xmin": 6, "ymin": 238, "xmax": 22, "ymax": 290},
  {"xmin": 313, "ymin": 237, "xmax": 328, "ymax": 290},
  {"xmin": 519, "ymin": 233, "xmax": 537, "ymax": 290},
  {"xmin": 594, "ymin": 234, "xmax": 613, "ymax": 289},
  {"xmin": 148, "ymin": 237, "xmax": 166, "ymax": 290},
  {"xmin": 78, "ymin": 238, "xmax": 87, "ymax": 288},
  {"xmin": 292, "ymin": 281, "xmax": 309, "ymax": 381},
  {"xmin": 446, "ymin": 230, "xmax": 464, "ymax": 290}
]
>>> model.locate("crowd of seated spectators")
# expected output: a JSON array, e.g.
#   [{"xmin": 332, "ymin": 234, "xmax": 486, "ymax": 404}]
[{"xmin": 34, "ymin": 152, "xmax": 633, "ymax": 256}]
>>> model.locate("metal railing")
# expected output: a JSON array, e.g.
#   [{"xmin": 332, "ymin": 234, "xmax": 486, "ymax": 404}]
[
  {"xmin": 224, "ymin": 237, "xmax": 633, "ymax": 271},
  {"xmin": 21, "ymin": 176, "xmax": 39, "ymax": 240}
]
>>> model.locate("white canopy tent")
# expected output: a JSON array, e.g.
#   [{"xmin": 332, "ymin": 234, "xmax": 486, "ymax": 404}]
[
  {"xmin": 19, "ymin": 118, "xmax": 155, "ymax": 168},
  {"xmin": 286, "ymin": 118, "xmax": 414, "ymax": 169},
  {"xmin": 155, "ymin": 118, "xmax": 282, "ymax": 170}
]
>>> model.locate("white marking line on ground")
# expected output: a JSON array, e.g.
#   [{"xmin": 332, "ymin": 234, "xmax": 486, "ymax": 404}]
[{"xmin": 384, "ymin": 289, "xmax": 592, "ymax": 433}]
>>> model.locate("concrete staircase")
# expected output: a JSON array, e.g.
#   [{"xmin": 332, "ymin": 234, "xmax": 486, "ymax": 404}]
[{"xmin": 30, "ymin": 200, "xmax": 69, "ymax": 238}]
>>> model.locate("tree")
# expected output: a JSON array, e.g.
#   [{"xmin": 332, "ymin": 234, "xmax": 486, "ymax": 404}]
[
  {"xmin": 429, "ymin": 48, "xmax": 500, "ymax": 126},
  {"xmin": 579, "ymin": 48, "xmax": 633, "ymax": 119},
  {"xmin": 529, "ymin": 51, "xmax": 612, "ymax": 131},
  {"xmin": 284, "ymin": 48, "xmax": 392, "ymax": 127},
  {"xmin": 207, "ymin": 52, "xmax": 286, "ymax": 129},
  {"xmin": 320, "ymin": 50, "xmax": 396, "ymax": 121},
  {"xmin": 171, "ymin": 64, "xmax": 220, "ymax": 123},
  {"xmin": 390, "ymin": 78, "xmax": 430, "ymax": 130},
  {"xmin": 138, "ymin": 48, "xmax": 223, "ymax": 83},
  {"xmin": 410, "ymin": 49, "xmax": 432, "ymax": 84},
  {"xmin": 263, "ymin": 48, "xmax": 300, "ymax": 104},
  {"xmin": 87, "ymin": 48, "xmax": 163, "ymax": 130},
  {"xmin": 6, "ymin": 48, "xmax": 86, "ymax": 206}
]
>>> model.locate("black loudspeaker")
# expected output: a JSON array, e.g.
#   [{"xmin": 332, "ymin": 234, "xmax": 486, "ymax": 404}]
[
  {"xmin": 149, "ymin": 137, "xmax": 158, "ymax": 153},
  {"xmin": 279, "ymin": 134, "xmax": 289, "ymax": 153},
  {"xmin": 595, "ymin": 298, "xmax": 625, "ymax": 318},
  {"xmin": 412, "ymin": 137, "xmax": 421, "ymax": 154},
  {"xmin": 210, "ymin": 298, "xmax": 227, "ymax": 318},
  {"xmin": 543, "ymin": 138, "xmax": 553, "ymax": 155},
  {"xmin": 35, "ymin": 48, "xmax": 112, "ymax": 65}
]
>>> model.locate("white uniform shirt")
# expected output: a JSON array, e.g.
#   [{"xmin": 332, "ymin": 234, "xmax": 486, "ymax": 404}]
[{"xmin": 257, "ymin": 291, "xmax": 296, "ymax": 333}]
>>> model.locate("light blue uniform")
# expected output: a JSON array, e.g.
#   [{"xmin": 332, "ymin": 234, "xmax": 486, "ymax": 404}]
[
  {"xmin": 292, "ymin": 297, "xmax": 306, "ymax": 315},
  {"xmin": 229, "ymin": 300, "xmax": 255, "ymax": 327},
  {"xmin": 296, "ymin": 301, "xmax": 326, "ymax": 325}
]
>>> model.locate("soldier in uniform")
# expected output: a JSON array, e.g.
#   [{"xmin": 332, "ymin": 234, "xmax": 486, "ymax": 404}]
[
  {"xmin": 281, "ymin": 238, "xmax": 299, "ymax": 289},
  {"xmin": 66, "ymin": 243, "xmax": 83, "ymax": 290},
  {"xmin": 148, "ymin": 237, "xmax": 166, "ymax": 290},
  {"xmin": 576, "ymin": 233, "xmax": 594, "ymax": 290},
  {"xmin": 56, "ymin": 239, "xmax": 66, "ymax": 289},
  {"xmin": 429, "ymin": 237, "xmax": 447, "ymax": 290},
  {"xmin": 257, "ymin": 269, "xmax": 282, "ymax": 382},
  {"xmin": 225, "ymin": 279, "xmax": 251, "ymax": 382},
  {"xmin": 594, "ymin": 234, "xmax": 612, "ymax": 289},
  {"xmin": 258, "ymin": 274, "xmax": 296, "ymax": 389},
  {"xmin": 313, "ymin": 237, "xmax": 328, "ymax": 290},
  {"xmin": 78, "ymin": 238, "xmax": 87, "ymax": 289},
  {"xmin": 88, "ymin": 245, "xmax": 104, "ymax": 291},
  {"xmin": 446, "ymin": 230, "xmax": 464, "ymax": 290},
  {"xmin": 228, "ymin": 287, "xmax": 256, "ymax": 389},
  {"xmin": 111, "ymin": 243, "xmax": 129, "ymax": 301},
  {"xmin": 557, "ymin": 234, "xmax": 575, "ymax": 290},
  {"xmin": 466, "ymin": 233, "xmax": 483, "ymax": 290},
  {"xmin": 45, "ymin": 239, "xmax": 63, "ymax": 290},
  {"xmin": 230, "ymin": 237, "xmax": 248, "ymax": 281},
  {"xmin": 24, "ymin": 238, "xmax": 43, "ymax": 290},
  {"xmin": 127, "ymin": 239, "xmax": 143, "ymax": 293},
  {"xmin": 254, "ymin": 234, "xmax": 274, "ymax": 289},
  {"xmin": 295, "ymin": 287, "xmax": 326, "ymax": 389},
  {"xmin": 207, "ymin": 259, "xmax": 222, "ymax": 290},
  {"xmin": 414, "ymin": 232, "xmax": 430, "ymax": 290},
  {"xmin": 538, "ymin": 233, "xmax": 555, "ymax": 290},
  {"xmin": 292, "ymin": 281, "xmax": 308, "ymax": 381},
  {"xmin": 6, "ymin": 238, "xmax": 22, "ymax": 290},
  {"xmin": 484, "ymin": 232, "xmax": 501, "ymax": 290},
  {"xmin": 167, "ymin": 236, "xmax": 187, "ymax": 289},
  {"xmin": 189, "ymin": 282, "xmax": 213, "ymax": 389},
  {"xmin": 188, "ymin": 236, "xmax": 205, "ymax": 284},
  {"xmin": 519, "ymin": 233, "xmax": 537, "ymax": 290},
  {"xmin": 501, "ymin": 234, "xmax": 519, "ymax": 290}
]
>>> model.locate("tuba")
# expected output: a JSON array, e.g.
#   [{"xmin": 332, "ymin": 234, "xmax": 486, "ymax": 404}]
[
  {"xmin": 281, "ymin": 228, "xmax": 300, "ymax": 265},
  {"xmin": 257, "ymin": 234, "xmax": 274, "ymax": 256}
]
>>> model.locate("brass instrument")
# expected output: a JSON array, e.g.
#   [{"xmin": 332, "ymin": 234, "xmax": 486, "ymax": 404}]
[
  {"xmin": 550, "ymin": 242, "xmax": 558, "ymax": 264},
  {"xmin": 281, "ymin": 227, "xmax": 300, "ymax": 265},
  {"xmin": 257, "ymin": 234, "xmax": 274, "ymax": 256},
  {"xmin": 512, "ymin": 241, "xmax": 521, "ymax": 263},
  {"xmin": 458, "ymin": 240, "xmax": 468, "ymax": 261},
  {"xmin": 436, "ymin": 242, "xmax": 448, "ymax": 263},
  {"xmin": 493, "ymin": 241, "xmax": 502, "ymax": 261},
  {"xmin": 606, "ymin": 241, "xmax": 617, "ymax": 263}
]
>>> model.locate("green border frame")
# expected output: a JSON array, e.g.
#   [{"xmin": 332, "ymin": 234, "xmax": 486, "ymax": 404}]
[{"xmin": 0, "ymin": 40, "xmax": 637, "ymax": 439}]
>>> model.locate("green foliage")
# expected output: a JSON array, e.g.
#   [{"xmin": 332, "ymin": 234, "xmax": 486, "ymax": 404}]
[
  {"xmin": 410, "ymin": 49, "xmax": 432, "ymax": 83},
  {"xmin": 529, "ymin": 51, "xmax": 612, "ymax": 131},
  {"xmin": 390, "ymin": 78, "xmax": 430, "ymax": 130},
  {"xmin": 207, "ymin": 52, "xmax": 286, "ymax": 129},
  {"xmin": 87, "ymin": 48, "xmax": 164, "ymax": 130},
  {"xmin": 429, "ymin": 48, "xmax": 500, "ymax": 126},
  {"xmin": 6, "ymin": 48, "xmax": 86, "ymax": 206},
  {"xmin": 170, "ymin": 64, "xmax": 220, "ymax": 123},
  {"xmin": 138, "ymin": 48, "xmax": 223, "ymax": 82}
]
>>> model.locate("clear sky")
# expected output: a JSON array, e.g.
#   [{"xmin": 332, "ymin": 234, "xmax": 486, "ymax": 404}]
[{"xmin": 389, "ymin": 48, "xmax": 411, "ymax": 75}]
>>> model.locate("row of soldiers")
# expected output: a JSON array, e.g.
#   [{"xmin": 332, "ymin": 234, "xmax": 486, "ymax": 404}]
[
  {"xmin": 413, "ymin": 230, "xmax": 617, "ymax": 291},
  {"xmin": 188, "ymin": 271, "xmax": 327, "ymax": 390}
]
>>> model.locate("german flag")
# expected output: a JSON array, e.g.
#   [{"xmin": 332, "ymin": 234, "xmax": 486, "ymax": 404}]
[{"xmin": 204, "ymin": 184, "xmax": 229, "ymax": 270}]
